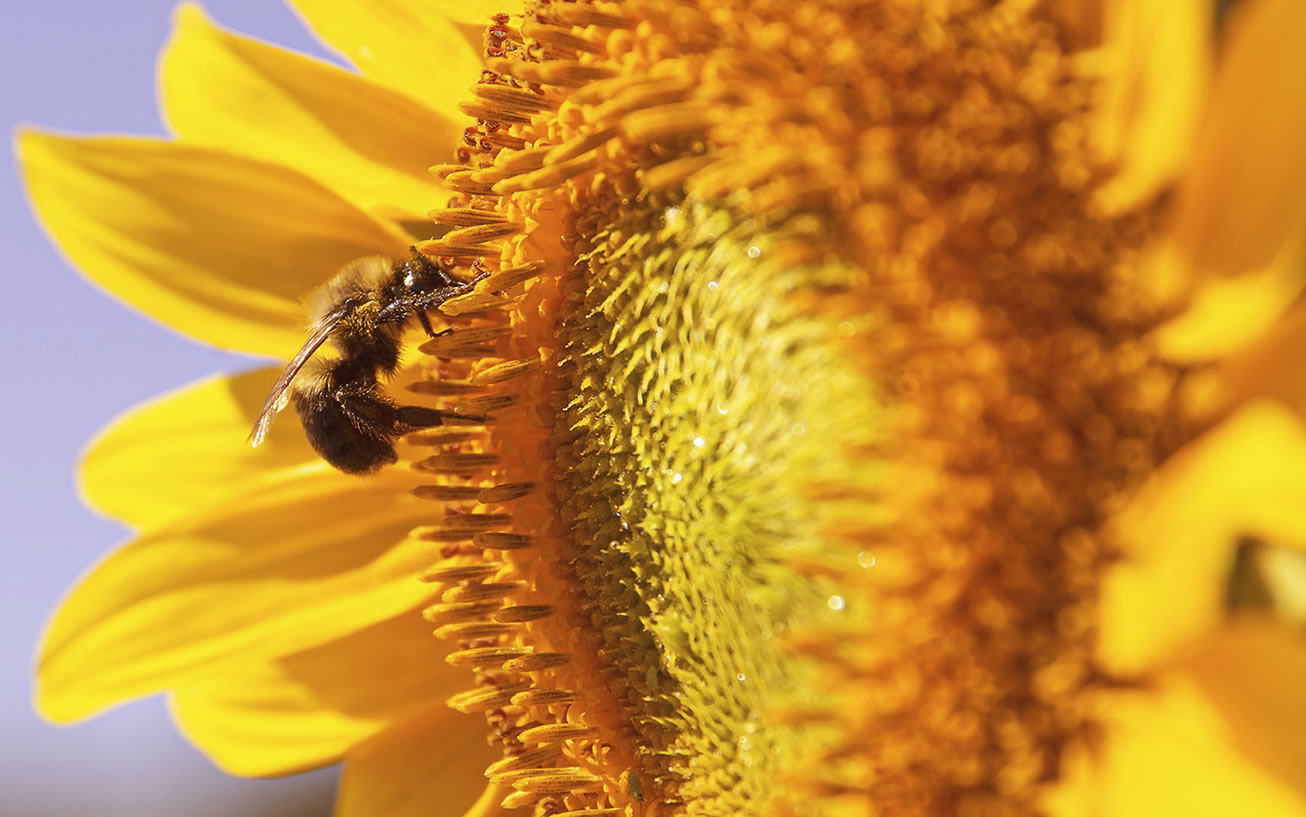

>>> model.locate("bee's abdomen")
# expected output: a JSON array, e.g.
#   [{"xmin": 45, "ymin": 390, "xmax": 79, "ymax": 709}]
[{"xmin": 293, "ymin": 362, "xmax": 399, "ymax": 475}]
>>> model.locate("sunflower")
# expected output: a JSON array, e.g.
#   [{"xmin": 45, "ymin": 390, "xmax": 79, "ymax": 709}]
[{"xmin": 20, "ymin": 1, "xmax": 1306, "ymax": 816}]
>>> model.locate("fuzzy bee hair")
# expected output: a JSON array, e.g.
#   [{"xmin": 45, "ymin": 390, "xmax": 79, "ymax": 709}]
[{"xmin": 248, "ymin": 248, "xmax": 490, "ymax": 473}]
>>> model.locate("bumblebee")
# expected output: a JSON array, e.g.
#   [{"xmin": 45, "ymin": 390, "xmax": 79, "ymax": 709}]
[{"xmin": 249, "ymin": 247, "xmax": 488, "ymax": 474}]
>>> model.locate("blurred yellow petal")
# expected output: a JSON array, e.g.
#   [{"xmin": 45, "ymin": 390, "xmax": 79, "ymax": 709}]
[
  {"xmin": 1223, "ymin": 300, "xmax": 1306, "ymax": 421},
  {"xmin": 436, "ymin": 2, "xmax": 513, "ymax": 25},
  {"xmin": 38, "ymin": 468, "xmax": 440, "ymax": 723},
  {"xmin": 1092, "ymin": 0, "xmax": 1209, "ymax": 213},
  {"xmin": 1050, "ymin": 679, "xmax": 1306, "ymax": 817},
  {"xmin": 288, "ymin": 0, "xmax": 486, "ymax": 114},
  {"xmin": 1172, "ymin": 0, "xmax": 1306, "ymax": 275},
  {"xmin": 1047, "ymin": 0, "xmax": 1101, "ymax": 48},
  {"xmin": 170, "ymin": 608, "xmax": 467, "ymax": 776},
  {"xmin": 336, "ymin": 707, "xmax": 502, "ymax": 817},
  {"xmin": 1153, "ymin": 237, "xmax": 1306, "ymax": 363},
  {"xmin": 459, "ymin": 785, "xmax": 519, "ymax": 817},
  {"xmin": 161, "ymin": 5, "xmax": 454, "ymax": 221},
  {"xmin": 16, "ymin": 130, "xmax": 407, "ymax": 357},
  {"xmin": 80, "ymin": 368, "xmax": 316, "ymax": 531},
  {"xmin": 1099, "ymin": 401, "xmax": 1306, "ymax": 673},
  {"xmin": 1174, "ymin": 620, "xmax": 1306, "ymax": 800}
]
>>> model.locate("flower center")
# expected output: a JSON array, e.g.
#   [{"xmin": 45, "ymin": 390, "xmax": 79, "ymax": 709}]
[
  {"xmin": 412, "ymin": 2, "xmax": 1186, "ymax": 815},
  {"xmin": 552, "ymin": 186, "xmax": 878, "ymax": 810}
]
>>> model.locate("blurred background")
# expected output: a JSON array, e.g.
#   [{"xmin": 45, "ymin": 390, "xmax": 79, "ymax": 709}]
[{"xmin": 1, "ymin": 2, "xmax": 341, "ymax": 815}]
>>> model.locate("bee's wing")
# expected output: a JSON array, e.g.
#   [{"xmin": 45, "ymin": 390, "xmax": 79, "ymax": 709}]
[{"xmin": 248, "ymin": 305, "xmax": 348, "ymax": 448}]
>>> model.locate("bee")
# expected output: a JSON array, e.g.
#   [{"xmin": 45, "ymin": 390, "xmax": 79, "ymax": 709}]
[{"xmin": 249, "ymin": 247, "xmax": 490, "ymax": 474}]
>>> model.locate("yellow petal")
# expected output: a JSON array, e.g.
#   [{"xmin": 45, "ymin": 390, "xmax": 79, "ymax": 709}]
[
  {"xmin": 80, "ymin": 357, "xmax": 449, "ymax": 531},
  {"xmin": 287, "ymin": 0, "xmax": 486, "ymax": 114},
  {"xmin": 38, "ymin": 467, "xmax": 441, "ymax": 723},
  {"xmin": 1172, "ymin": 620, "xmax": 1306, "ymax": 800},
  {"xmin": 1091, "ymin": 0, "xmax": 1210, "ymax": 213},
  {"xmin": 1099, "ymin": 401, "xmax": 1306, "ymax": 673},
  {"xmin": 160, "ymin": 5, "xmax": 454, "ymax": 222},
  {"xmin": 80, "ymin": 368, "xmax": 317, "ymax": 531},
  {"xmin": 336, "ymin": 707, "xmax": 503, "ymax": 817},
  {"xmin": 1172, "ymin": 0, "xmax": 1306, "ymax": 275},
  {"xmin": 435, "ymin": 2, "xmax": 513, "ymax": 25},
  {"xmin": 169, "ymin": 608, "xmax": 467, "ymax": 776},
  {"xmin": 1153, "ymin": 236, "xmax": 1306, "ymax": 363},
  {"xmin": 1222, "ymin": 300, "xmax": 1306, "ymax": 422},
  {"xmin": 1048, "ymin": 680, "xmax": 1306, "ymax": 817},
  {"xmin": 16, "ymin": 130, "xmax": 407, "ymax": 357},
  {"xmin": 459, "ymin": 785, "xmax": 521, "ymax": 817}
]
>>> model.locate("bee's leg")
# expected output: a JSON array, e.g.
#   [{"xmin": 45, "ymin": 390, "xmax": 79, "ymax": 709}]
[
  {"xmin": 415, "ymin": 267, "xmax": 496, "ymax": 319},
  {"xmin": 414, "ymin": 308, "xmax": 438, "ymax": 338},
  {"xmin": 395, "ymin": 405, "xmax": 486, "ymax": 430},
  {"xmin": 413, "ymin": 310, "xmax": 457, "ymax": 341},
  {"xmin": 333, "ymin": 378, "xmax": 480, "ymax": 432}
]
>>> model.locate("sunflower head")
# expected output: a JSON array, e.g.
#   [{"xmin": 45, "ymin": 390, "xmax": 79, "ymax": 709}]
[{"xmin": 19, "ymin": 1, "xmax": 1306, "ymax": 817}]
